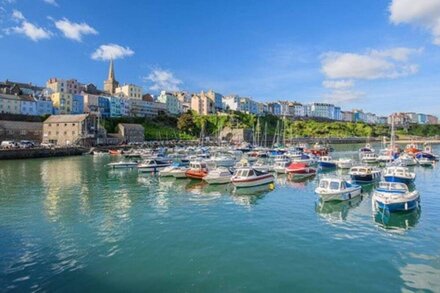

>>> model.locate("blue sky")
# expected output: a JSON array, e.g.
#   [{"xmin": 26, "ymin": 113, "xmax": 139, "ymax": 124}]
[{"xmin": 1, "ymin": 0, "xmax": 440, "ymax": 116}]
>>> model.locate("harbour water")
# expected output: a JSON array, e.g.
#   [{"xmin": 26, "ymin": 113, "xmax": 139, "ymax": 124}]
[{"xmin": 1, "ymin": 144, "xmax": 439, "ymax": 292}]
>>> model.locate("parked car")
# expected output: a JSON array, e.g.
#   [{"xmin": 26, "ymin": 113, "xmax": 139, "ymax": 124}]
[
  {"xmin": 1, "ymin": 141, "xmax": 18, "ymax": 149},
  {"xmin": 40, "ymin": 142, "xmax": 55, "ymax": 148},
  {"xmin": 18, "ymin": 140, "xmax": 35, "ymax": 149}
]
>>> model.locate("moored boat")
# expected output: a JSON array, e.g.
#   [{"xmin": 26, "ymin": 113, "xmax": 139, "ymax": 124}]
[
  {"xmin": 361, "ymin": 153, "xmax": 378, "ymax": 164},
  {"xmin": 417, "ymin": 157, "xmax": 435, "ymax": 167},
  {"xmin": 273, "ymin": 160, "xmax": 291, "ymax": 174},
  {"xmin": 203, "ymin": 167, "xmax": 233, "ymax": 184},
  {"xmin": 383, "ymin": 166, "xmax": 416, "ymax": 185},
  {"xmin": 138, "ymin": 159, "xmax": 172, "ymax": 173},
  {"xmin": 372, "ymin": 181, "xmax": 420, "ymax": 212},
  {"xmin": 108, "ymin": 161, "xmax": 138, "ymax": 169},
  {"xmin": 349, "ymin": 166, "xmax": 381, "ymax": 183},
  {"xmin": 286, "ymin": 162, "xmax": 316, "ymax": 179},
  {"xmin": 231, "ymin": 167, "xmax": 274, "ymax": 188},
  {"xmin": 315, "ymin": 178, "xmax": 362, "ymax": 202},
  {"xmin": 318, "ymin": 156, "xmax": 337, "ymax": 169},
  {"xmin": 185, "ymin": 161, "xmax": 209, "ymax": 180},
  {"xmin": 335, "ymin": 158, "xmax": 354, "ymax": 169}
]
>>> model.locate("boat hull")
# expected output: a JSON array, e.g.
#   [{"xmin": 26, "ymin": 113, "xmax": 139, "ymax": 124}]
[
  {"xmin": 318, "ymin": 162, "xmax": 336, "ymax": 169},
  {"xmin": 374, "ymin": 197, "xmax": 420, "ymax": 212},
  {"xmin": 316, "ymin": 187, "xmax": 362, "ymax": 202},
  {"xmin": 203, "ymin": 176, "xmax": 231, "ymax": 185},
  {"xmin": 350, "ymin": 173, "xmax": 381, "ymax": 183},
  {"xmin": 138, "ymin": 165, "xmax": 170, "ymax": 173},
  {"xmin": 383, "ymin": 176, "xmax": 415, "ymax": 185},
  {"xmin": 231, "ymin": 174, "xmax": 274, "ymax": 188},
  {"xmin": 185, "ymin": 170, "xmax": 208, "ymax": 180}
]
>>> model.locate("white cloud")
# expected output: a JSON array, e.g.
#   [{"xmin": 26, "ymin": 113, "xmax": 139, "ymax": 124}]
[
  {"xmin": 323, "ymin": 89, "xmax": 365, "ymax": 104},
  {"xmin": 389, "ymin": 0, "xmax": 440, "ymax": 45},
  {"xmin": 321, "ymin": 48, "xmax": 420, "ymax": 80},
  {"xmin": 143, "ymin": 68, "xmax": 183, "ymax": 92},
  {"xmin": 54, "ymin": 18, "xmax": 97, "ymax": 41},
  {"xmin": 6, "ymin": 20, "xmax": 52, "ymax": 41},
  {"xmin": 12, "ymin": 9, "xmax": 24, "ymax": 21},
  {"xmin": 322, "ymin": 79, "xmax": 354, "ymax": 90},
  {"xmin": 91, "ymin": 44, "xmax": 134, "ymax": 61},
  {"xmin": 43, "ymin": 0, "xmax": 58, "ymax": 6}
]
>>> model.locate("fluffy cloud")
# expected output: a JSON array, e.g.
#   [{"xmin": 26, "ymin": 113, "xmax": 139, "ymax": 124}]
[
  {"xmin": 322, "ymin": 79, "xmax": 354, "ymax": 90},
  {"xmin": 54, "ymin": 18, "xmax": 97, "ymax": 41},
  {"xmin": 321, "ymin": 48, "xmax": 420, "ymax": 80},
  {"xmin": 323, "ymin": 89, "xmax": 365, "ymax": 104},
  {"xmin": 91, "ymin": 44, "xmax": 134, "ymax": 61},
  {"xmin": 43, "ymin": 0, "xmax": 58, "ymax": 6},
  {"xmin": 144, "ymin": 68, "xmax": 183, "ymax": 92},
  {"xmin": 5, "ymin": 11, "xmax": 52, "ymax": 41},
  {"xmin": 389, "ymin": 0, "xmax": 440, "ymax": 45}
]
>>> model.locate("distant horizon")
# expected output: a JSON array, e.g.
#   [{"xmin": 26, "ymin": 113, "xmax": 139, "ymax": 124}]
[{"xmin": 1, "ymin": 0, "xmax": 440, "ymax": 116}]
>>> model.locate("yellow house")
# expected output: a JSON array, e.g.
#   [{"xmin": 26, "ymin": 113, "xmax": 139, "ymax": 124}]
[
  {"xmin": 115, "ymin": 84, "xmax": 143, "ymax": 99},
  {"xmin": 51, "ymin": 93, "xmax": 73, "ymax": 114},
  {"xmin": 0, "ymin": 94, "xmax": 22, "ymax": 114}
]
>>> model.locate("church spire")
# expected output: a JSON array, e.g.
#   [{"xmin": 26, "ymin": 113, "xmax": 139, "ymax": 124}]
[
  {"xmin": 108, "ymin": 59, "xmax": 115, "ymax": 80},
  {"xmin": 104, "ymin": 59, "xmax": 119, "ymax": 94}
]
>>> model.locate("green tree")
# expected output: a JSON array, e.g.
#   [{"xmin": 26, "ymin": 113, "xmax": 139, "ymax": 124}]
[{"xmin": 177, "ymin": 111, "xmax": 198, "ymax": 135}]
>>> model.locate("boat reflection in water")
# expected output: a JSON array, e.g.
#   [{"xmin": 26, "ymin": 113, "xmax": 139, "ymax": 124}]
[
  {"xmin": 231, "ymin": 183, "xmax": 275, "ymax": 206},
  {"xmin": 315, "ymin": 195, "xmax": 363, "ymax": 221},
  {"xmin": 374, "ymin": 207, "xmax": 421, "ymax": 232}
]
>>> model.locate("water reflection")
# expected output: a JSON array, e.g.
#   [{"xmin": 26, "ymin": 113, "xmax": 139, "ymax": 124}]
[
  {"xmin": 374, "ymin": 208, "xmax": 421, "ymax": 232},
  {"xmin": 315, "ymin": 195, "xmax": 363, "ymax": 221},
  {"xmin": 231, "ymin": 184, "xmax": 274, "ymax": 206}
]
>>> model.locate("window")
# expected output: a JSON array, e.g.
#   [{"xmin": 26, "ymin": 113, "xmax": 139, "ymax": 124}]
[
  {"xmin": 72, "ymin": 131, "xmax": 75, "ymax": 135},
  {"xmin": 329, "ymin": 182, "xmax": 340, "ymax": 190}
]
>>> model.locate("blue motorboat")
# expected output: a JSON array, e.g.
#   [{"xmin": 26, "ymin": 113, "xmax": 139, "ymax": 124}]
[
  {"xmin": 383, "ymin": 166, "xmax": 416, "ymax": 185},
  {"xmin": 318, "ymin": 156, "xmax": 337, "ymax": 169},
  {"xmin": 349, "ymin": 166, "xmax": 381, "ymax": 183},
  {"xmin": 372, "ymin": 181, "xmax": 420, "ymax": 212}
]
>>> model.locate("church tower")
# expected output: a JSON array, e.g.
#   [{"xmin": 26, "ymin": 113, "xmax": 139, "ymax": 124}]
[{"xmin": 104, "ymin": 59, "xmax": 119, "ymax": 94}]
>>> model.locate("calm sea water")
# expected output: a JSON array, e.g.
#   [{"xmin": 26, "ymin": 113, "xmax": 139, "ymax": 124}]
[{"xmin": 1, "ymin": 144, "xmax": 439, "ymax": 292}]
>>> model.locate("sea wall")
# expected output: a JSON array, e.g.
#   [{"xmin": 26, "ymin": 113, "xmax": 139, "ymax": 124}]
[{"xmin": 0, "ymin": 147, "xmax": 88, "ymax": 160}]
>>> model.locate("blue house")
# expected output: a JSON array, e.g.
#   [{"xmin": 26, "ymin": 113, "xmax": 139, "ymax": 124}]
[
  {"xmin": 98, "ymin": 96, "xmax": 111, "ymax": 118},
  {"xmin": 36, "ymin": 98, "xmax": 53, "ymax": 115},
  {"xmin": 72, "ymin": 95, "xmax": 85, "ymax": 114}
]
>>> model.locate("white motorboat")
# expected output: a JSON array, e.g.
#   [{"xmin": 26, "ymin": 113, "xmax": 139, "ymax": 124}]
[
  {"xmin": 383, "ymin": 166, "xmax": 416, "ymax": 185},
  {"xmin": 170, "ymin": 167, "xmax": 189, "ymax": 179},
  {"xmin": 349, "ymin": 166, "xmax": 381, "ymax": 183},
  {"xmin": 231, "ymin": 167, "xmax": 274, "ymax": 188},
  {"xmin": 396, "ymin": 153, "xmax": 417, "ymax": 166},
  {"xmin": 372, "ymin": 181, "xmax": 420, "ymax": 212},
  {"xmin": 252, "ymin": 159, "xmax": 273, "ymax": 172},
  {"xmin": 138, "ymin": 159, "xmax": 172, "ymax": 173},
  {"xmin": 108, "ymin": 161, "xmax": 138, "ymax": 169},
  {"xmin": 361, "ymin": 153, "xmax": 378, "ymax": 164},
  {"xmin": 335, "ymin": 158, "xmax": 354, "ymax": 169},
  {"xmin": 159, "ymin": 163, "xmax": 188, "ymax": 177},
  {"xmin": 206, "ymin": 155, "xmax": 236, "ymax": 167},
  {"xmin": 203, "ymin": 167, "xmax": 233, "ymax": 184},
  {"xmin": 273, "ymin": 160, "xmax": 291, "ymax": 174},
  {"xmin": 315, "ymin": 178, "xmax": 362, "ymax": 201},
  {"xmin": 417, "ymin": 157, "xmax": 435, "ymax": 167}
]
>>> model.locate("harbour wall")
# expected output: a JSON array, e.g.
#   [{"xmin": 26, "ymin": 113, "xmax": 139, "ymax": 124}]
[{"xmin": 0, "ymin": 147, "xmax": 88, "ymax": 160}]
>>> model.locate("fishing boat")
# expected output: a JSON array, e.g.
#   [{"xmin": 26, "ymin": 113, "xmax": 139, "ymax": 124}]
[
  {"xmin": 305, "ymin": 142, "xmax": 330, "ymax": 156},
  {"xmin": 273, "ymin": 160, "xmax": 291, "ymax": 174},
  {"xmin": 404, "ymin": 142, "xmax": 422, "ymax": 155},
  {"xmin": 203, "ymin": 167, "xmax": 233, "ymax": 184},
  {"xmin": 361, "ymin": 153, "xmax": 378, "ymax": 164},
  {"xmin": 335, "ymin": 158, "xmax": 354, "ymax": 169},
  {"xmin": 231, "ymin": 167, "xmax": 274, "ymax": 188},
  {"xmin": 138, "ymin": 159, "xmax": 172, "ymax": 173},
  {"xmin": 108, "ymin": 161, "xmax": 138, "ymax": 169},
  {"xmin": 285, "ymin": 162, "xmax": 316, "ymax": 179},
  {"xmin": 349, "ymin": 166, "xmax": 381, "ymax": 183},
  {"xmin": 318, "ymin": 156, "xmax": 337, "ymax": 169},
  {"xmin": 315, "ymin": 178, "xmax": 362, "ymax": 201},
  {"xmin": 372, "ymin": 182, "xmax": 420, "ymax": 212},
  {"xmin": 383, "ymin": 166, "xmax": 416, "ymax": 185},
  {"xmin": 185, "ymin": 161, "xmax": 209, "ymax": 180}
]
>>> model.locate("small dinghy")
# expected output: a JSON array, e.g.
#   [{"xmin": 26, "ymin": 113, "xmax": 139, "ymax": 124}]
[
  {"xmin": 372, "ymin": 181, "xmax": 420, "ymax": 212},
  {"xmin": 231, "ymin": 167, "xmax": 274, "ymax": 188},
  {"xmin": 315, "ymin": 178, "xmax": 361, "ymax": 202}
]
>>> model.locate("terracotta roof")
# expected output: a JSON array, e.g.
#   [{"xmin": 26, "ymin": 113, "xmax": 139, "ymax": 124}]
[{"xmin": 44, "ymin": 114, "xmax": 89, "ymax": 123}]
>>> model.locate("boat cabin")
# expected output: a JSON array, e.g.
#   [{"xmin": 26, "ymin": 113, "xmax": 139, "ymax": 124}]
[
  {"xmin": 318, "ymin": 179, "xmax": 351, "ymax": 191},
  {"xmin": 189, "ymin": 161, "xmax": 208, "ymax": 170},
  {"xmin": 376, "ymin": 182, "xmax": 408, "ymax": 193}
]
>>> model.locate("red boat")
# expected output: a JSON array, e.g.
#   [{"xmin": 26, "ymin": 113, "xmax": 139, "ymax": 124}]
[
  {"xmin": 109, "ymin": 149, "xmax": 123, "ymax": 155},
  {"xmin": 286, "ymin": 162, "xmax": 316, "ymax": 179},
  {"xmin": 185, "ymin": 161, "xmax": 209, "ymax": 180},
  {"xmin": 305, "ymin": 143, "xmax": 330, "ymax": 157}
]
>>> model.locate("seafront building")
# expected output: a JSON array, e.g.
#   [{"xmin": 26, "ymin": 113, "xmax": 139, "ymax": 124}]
[{"xmin": 157, "ymin": 91, "xmax": 182, "ymax": 115}]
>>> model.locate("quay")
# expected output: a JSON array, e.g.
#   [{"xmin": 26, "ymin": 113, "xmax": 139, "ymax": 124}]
[{"xmin": 0, "ymin": 147, "xmax": 88, "ymax": 160}]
